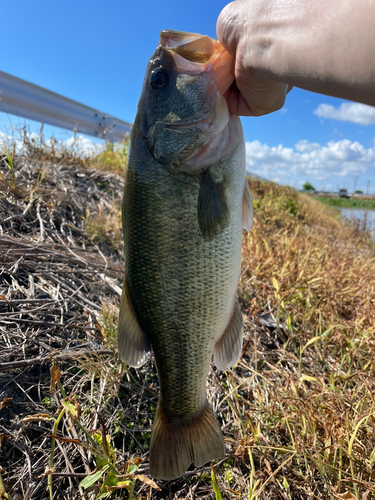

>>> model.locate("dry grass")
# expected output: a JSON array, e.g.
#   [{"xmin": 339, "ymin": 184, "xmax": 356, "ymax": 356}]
[
  {"xmin": 230, "ymin": 180, "xmax": 375, "ymax": 499},
  {"xmin": 85, "ymin": 202, "xmax": 123, "ymax": 251},
  {"xmin": 1, "ymin": 135, "xmax": 374, "ymax": 499}
]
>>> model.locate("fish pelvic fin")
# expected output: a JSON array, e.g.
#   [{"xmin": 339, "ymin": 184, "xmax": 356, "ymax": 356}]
[
  {"xmin": 213, "ymin": 298, "xmax": 243, "ymax": 370},
  {"xmin": 117, "ymin": 279, "xmax": 151, "ymax": 367},
  {"xmin": 149, "ymin": 401, "xmax": 225, "ymax": 480},
  {"xmin": 242, "ymin": 179, "xmax": 253, "ymax": 232}
]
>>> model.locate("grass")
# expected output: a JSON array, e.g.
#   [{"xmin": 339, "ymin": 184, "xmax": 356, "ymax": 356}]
[
  {"xmin": 85, "ymin": 202, "xmax": 123, "ymax": 250},
  {"xmin": 1, "ymin": 132, "xmax": 375, "ymax": 499},
  {"xmin": 0, "ymin": 127, "xmax": 126, "ymax": 253},
  {"xmin": 94, "ymin": 142, "xmax": 129, "ymax": 176},
  {"xmin": 84, "ymin": 142, "xmax": 127, "ymax": 250},
  {"xmin": 315, "ymin": 195, "xmax": 375, "ymax": 210},
  {"xmin": 1, "ymin": 125, "xmax": 128, "ymax": 174},
  {"xmin": 234, "ymin": 180, "xmax": 375, "ymax": 498},
  {"xmin": 78, "ymin": 178, "xmax": 375, "ymax": 498}
]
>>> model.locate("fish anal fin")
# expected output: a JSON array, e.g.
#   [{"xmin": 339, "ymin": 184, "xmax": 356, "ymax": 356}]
[
  {"xmin": 149, "ymin": 401, "xmax": 224, "ymax": 480},
  {"xmin": 213, "ymin": 299, "xmax": 243, "ymax": 370},
  {"xmin": 242, "ymin": 179, "xmax": 253, "ymax": 232},
  {"xmin": 117, "ymin": 279, "xmax": 151, "ymax": 368},
  {"xmin": 197, "ymin": 170, "xmax": 229, "ymax": 241}
]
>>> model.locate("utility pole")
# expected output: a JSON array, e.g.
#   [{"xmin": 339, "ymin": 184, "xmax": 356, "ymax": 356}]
[{"xmin": 353, "ymin": 174, "xmax": 358, "ymax": 193}]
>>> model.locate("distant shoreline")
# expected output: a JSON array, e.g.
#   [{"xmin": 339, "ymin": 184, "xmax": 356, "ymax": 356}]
[{"xmin": 313, "ymin": 195, "xmax": 375, "ymax": 210}]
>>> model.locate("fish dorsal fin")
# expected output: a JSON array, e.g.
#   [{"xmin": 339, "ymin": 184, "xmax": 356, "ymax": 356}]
[
  {"xmin": 213, "ymin": 298, "xmax": 243, "ymax": 370},
  {"xmin": 197, "ymin": 170, "xmax": 229, "ymax": 241},
  {"xmin": 242, "ymin": 179, "xmax": 253, "ymax": 232},
  {"xmin": 117, "ymin": 279, "xmax": 151, "ymax": 367}
]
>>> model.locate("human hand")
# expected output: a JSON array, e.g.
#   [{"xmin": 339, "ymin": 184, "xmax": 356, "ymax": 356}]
[
  {"xmin": 217, "ymin": 0, "xmax": 375, "ymax": 115},
  {"xmin": 217, "ymin": 0, "xmax": 293, "ymax": 116}
]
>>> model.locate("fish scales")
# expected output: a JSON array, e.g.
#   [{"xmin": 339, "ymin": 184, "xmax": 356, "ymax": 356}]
[
  {"xmin": 118, "ymin": 30, "xmax": 253, "ymax": 480},
  {"xmin": 125, "ymin": 139, "xmax": 244, "ymax": 415}
]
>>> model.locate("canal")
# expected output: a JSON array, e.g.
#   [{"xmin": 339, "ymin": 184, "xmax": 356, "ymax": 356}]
[{"xmin": 338, "ymin": 207, "xmax": 375, "ymax": 240}]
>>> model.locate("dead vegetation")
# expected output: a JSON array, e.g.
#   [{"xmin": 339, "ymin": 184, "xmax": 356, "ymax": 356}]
[
  {"xmin": 0, "ymin": 135, "xmax": 374, "ymax": 500},
  {"xmin": 237, "ymin": 182, "xmax": 375, "ymax": 499}
]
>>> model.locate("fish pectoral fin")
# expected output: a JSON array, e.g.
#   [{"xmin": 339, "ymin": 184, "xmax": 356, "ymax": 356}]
[
  {"xmin": 149, "ymin": 401, "xmax": 224, "ymax": 480},
  {"xmin": 117, "ymin": 279, "xmax": 151, "ymax": 368},
  {"xmin": 242, "ymin": 179, "xmax": 253, "ymax": 231},
  {"xmin": 197, "ymin": 169, "xmax": 229, "ymax": 241},
  {"xmin": 213, "ymin": 298, "xmax": 243, "ymax": 370}
]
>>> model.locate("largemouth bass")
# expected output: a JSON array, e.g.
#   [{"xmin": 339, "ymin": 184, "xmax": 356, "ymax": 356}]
[{"xmin": 118, "ymin": 30, "xmax": 253, "ymax": 480}]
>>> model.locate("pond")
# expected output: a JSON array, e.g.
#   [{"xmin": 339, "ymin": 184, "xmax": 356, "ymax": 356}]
[{"xmin": 338, "ymin": 207, "xmax": 375, "ymax": 240}]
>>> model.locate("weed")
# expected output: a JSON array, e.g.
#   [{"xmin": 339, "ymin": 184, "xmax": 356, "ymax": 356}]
[
  {"xmin": 85, "ymin": 202, "xmax": 123, "ymax": 251},
  {"xmin": 94, "ymin": 141, "xmax": 129, "ymax": 176},
  {"xmin": 211, "ymin": 464, "xmax": 223, "ymax": 500},
  {"xmin": 20, "ymin": 360, "xmax": 160, "ymax": 500},
  {"xmin": 1, "ymin": 143, "xmax": 16, "ymax": 194},
  {"xmin": 233, "ymin": 178, "xmax": 375, "ymax": 498},
  {"xmin": 2, "ymin": 132, "xmax": 375, "ymax": 499}
]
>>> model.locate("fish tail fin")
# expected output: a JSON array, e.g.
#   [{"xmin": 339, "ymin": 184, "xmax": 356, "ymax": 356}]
[{"xmin": 149, "ymin": 401, "xmax": 225, "ymax": 480}]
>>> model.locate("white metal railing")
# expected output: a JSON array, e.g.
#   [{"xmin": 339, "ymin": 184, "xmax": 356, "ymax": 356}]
[{"xmin": 0, "ymin": 70, "xmax": 132, "ymax": 142}]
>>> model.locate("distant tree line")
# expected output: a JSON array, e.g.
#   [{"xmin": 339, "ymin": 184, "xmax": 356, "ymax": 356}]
[
  {"xmin": 302, "ymin": 181, "xmax": 315, "ymax": 191},
  {"xmin": 302, "ymin": 181, "xmax": 365, "ymax": 194}
]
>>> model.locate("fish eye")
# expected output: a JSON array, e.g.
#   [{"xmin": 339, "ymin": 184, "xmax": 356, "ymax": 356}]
[{"xmin": 150, "ymin": 68, "xmax": 168, "ymax": 89}]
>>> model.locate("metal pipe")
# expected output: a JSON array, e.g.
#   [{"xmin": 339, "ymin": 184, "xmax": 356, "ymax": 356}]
[{"xmin": 0, "ymin": 70, "xmax": 131, "ymax": 142}]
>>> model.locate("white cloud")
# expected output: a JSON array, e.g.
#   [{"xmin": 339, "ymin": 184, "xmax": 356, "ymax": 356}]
[
  {"xmin": 295, "ymin": 140, "xmax": 320, "ymax": 152},
  {"xmin": 246, "ymin": 139, "xmax": 375, "ymax": 188},
  {"xmin": 0, "ymin": 132, "xmax": 104, "ymax": 156},
  {"xmin": 0, "ymin": 131, "xmax": 24, "ymax": 153},
  {"xmin": 61, "ymin": 135, "xmax": 103, "ymax": 155},
  {"xmin": 314, "ymin": 102, "xmax": 375, "ymax": 125}
]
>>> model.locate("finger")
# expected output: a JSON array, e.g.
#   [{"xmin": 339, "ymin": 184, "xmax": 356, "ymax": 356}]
[
  {"xmin": 223, "ymin": 87, "xmax": 253, "ymax": 116},
  {"xmin": 227, "ymin": 76, "xmax": 292, "ymax": 116},
  {"xmin": 216, "ymin": 1, "xmax": 242, "ymax": 55}
]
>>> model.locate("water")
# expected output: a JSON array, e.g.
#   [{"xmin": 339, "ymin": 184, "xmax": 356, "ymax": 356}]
[{"xmin": 338, "ymin": 207, "xmax": 375, "ymax": 240}]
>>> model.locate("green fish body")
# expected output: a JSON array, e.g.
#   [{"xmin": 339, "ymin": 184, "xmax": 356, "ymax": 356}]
[{"xmin": 118, "ymin": 30, "xmax": 253, "ymax": 480}]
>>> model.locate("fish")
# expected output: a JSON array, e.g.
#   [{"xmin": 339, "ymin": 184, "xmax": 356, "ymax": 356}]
[{"xmin": 117, "ymin": 29, "xmax": 253, "ymax": 480}]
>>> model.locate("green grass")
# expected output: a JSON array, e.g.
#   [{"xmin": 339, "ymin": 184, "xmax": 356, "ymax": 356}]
[
  {"xmin": 315, "ymin": 195, "xmax": 375, "ymax": 209},
  {"xmin": 94, "ymin": 141, "xmax": 129, "ymax": 175}
]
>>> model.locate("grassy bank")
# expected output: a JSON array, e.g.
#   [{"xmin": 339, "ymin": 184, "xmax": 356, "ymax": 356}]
[
  {"xmin": 238, "ymin": 181, "xmax": 375, "ymax": 499},
  {"xmin": 1, "ymin": 139, "xmax": 375, "ymax": 499},
  {"xmin": 315, "ymin": 195, "xmax": 375, "ymax": 209}
]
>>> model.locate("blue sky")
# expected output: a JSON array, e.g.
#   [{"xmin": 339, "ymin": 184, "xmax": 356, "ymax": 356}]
[{"xmin": 1, "ymin": 0, "xmax": 375, "ymax": 193}]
